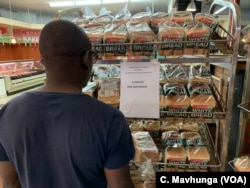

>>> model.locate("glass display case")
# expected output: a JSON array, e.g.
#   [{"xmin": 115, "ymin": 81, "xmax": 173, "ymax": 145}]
[{"xmin": 0, "ymin": 59, "xmax": 46, "ymax": 95}]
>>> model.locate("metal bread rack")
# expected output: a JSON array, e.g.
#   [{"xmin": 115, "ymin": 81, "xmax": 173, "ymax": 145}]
[
  {"xmin": 228, "ymin": 159, "xmax": 237, "ymax": 171},
  {"xmin": 128, "ymin": 120, "xmax": 221, "ymax": 171},
  {"xmin": 54, "ymin": 0, "xmax": 241, "ymax": 171}
]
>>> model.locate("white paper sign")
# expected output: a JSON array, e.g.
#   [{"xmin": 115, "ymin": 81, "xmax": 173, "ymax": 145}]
[{"xmin": 120, "ymin": 59, "xmax": 160, "ymax": 118}]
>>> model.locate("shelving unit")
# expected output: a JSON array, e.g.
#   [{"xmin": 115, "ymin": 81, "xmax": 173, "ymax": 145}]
[
  {"xmin": 53, "ymin": 0, "xmax": 241, "ymax": 172},
  {"xmin": 236, "ymin": 44, "xmax": 250, "ymax": 156},
  {"xmin": 208, "ymin": 0, "xmax": 241, "ymax": 171}
]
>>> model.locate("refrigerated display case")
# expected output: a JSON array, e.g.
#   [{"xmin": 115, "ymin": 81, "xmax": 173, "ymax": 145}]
[{"xmin": 0, "ymin": 59, "xmax": 46, "ymax": 95}]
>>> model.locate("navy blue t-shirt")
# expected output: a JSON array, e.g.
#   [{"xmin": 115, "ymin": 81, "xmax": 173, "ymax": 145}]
[{"xmin": 0, "ymin": 91, "xmax": 135, "ymax": 188}]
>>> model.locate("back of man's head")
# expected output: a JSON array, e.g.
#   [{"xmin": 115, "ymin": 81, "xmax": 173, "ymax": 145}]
[{"xmin": 39, "ymin": 20, "xmax": 92, "ymax": 59}]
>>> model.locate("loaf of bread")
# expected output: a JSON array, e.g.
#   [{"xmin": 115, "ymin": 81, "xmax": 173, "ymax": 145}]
[
  {"xmin": 186, "ymin": 146, "xmax": 210, "ymax": 160},
  {"xmin": 180, "ymin": 131, "xmax": 202, "ymax": 146},
  {"xmin": 157, "ymin": 21, "xmax": 185, "ymax": 56},
  {"xmin": 126, "ymin": 21, "xmax": 156, "ymax": 56},
  {"xmin": 103, "ymin": 23, "xmax": 128, "ymax": 56},
  {"xmin": 93, "ymin": 65, "xmax": 110, "ymax": 82},
  {"xmin": 171, "ymin": 11, "xmax": 193, "ymax": 26},
  {"xmin": 143, "ymin": 120, "xmax": 161, "ymax": 131},
  {"xmin": 150, "ymin": 12, "xmax": 171, "ymax": 34},
  {"xmin": 113, "ymin": 7, "xmax": 131, "ymax": 25},
  {"xmin": 90, "ymin": 14, "xmax": 114, "ymax": 25},
  {"xmin": 164, "ymin": 146, "xmax": 186, "ymax": 171},
  {"xmin": 184, "ymin": 23, "xmax": 210, "ymax": 56},
  {"xmin": 189, "ymin": 64, "xmax": 212, "ymax": 84},
  {"xmin": 164, "ymin": 64, "xmax": 188, "ymax": 84},
  {"xmin": 163, "ymin": 82, "xmax": 188, "ymax": 95},
  {"xmin": 132, "ymin": 131, "xmax": 152, "ymax": 143},
  {"xmin": 132, "ymin": 131, "xmax": 160, "ymax": 163},
  {"xmin": 130, "ymin": 11, "xmax": 151, "ymax": 24},
  {"xmin": 187, "ymin": 82, "xmax": 213, "ymax": 95},
  {"xmin": 194, "ymin": 13, "xmax": 218, "ymax": 34},
  {"xmin": 161, "ymin": 121, "xmax": 180, "ymax": 132},
  {"xmin": 179, "ymin": 122, "xmax": 199, "ymax": 132},
  {"xmin": 161, "ymin": 131, "xmax": 182, "ymax": 147},
  {"xmin": 73, "ymin": 16, "xmax": 89, "ymax": 26},
  {"xmin": 129, "ymin": 121, "xmax": 144, "ymax": 132},
  {"xmin": 186, "ymin": 146, "xmax": 210, "ymax": 171},
  {"xmin": 165, "ymin": 146, "xmax": 186, "ymax": 160},
  {"xmin": 165, "ymin": 94, "xmax": 190, "ymax": 107},
  {"xmin": 97, "ymin": 78, "xmax": 120, "ymax": 106},
  {"xmin": 190, "ymin": 93, "xmax": 216, "ymax": 108},
  {"xmin": 233, "ymin": 155, "xmax": 250, "ymax": 172},
  {"xmin": 144, "ymin": 120, "xmax": 161, "ymax": 143}
]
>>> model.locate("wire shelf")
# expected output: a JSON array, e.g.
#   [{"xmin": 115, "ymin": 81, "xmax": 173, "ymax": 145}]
[
  {"xmin": 128, "ymin": 122, "xmax": 221, "ymax": 172},
  {"xmin": 238, "ymin": 101, "xmax": 250, "ymax": 113}
]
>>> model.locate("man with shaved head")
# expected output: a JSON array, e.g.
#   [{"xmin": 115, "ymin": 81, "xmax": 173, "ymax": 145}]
[{"xmin": 0, "ymin": 20, "xmax": 135, "ymax": 188}]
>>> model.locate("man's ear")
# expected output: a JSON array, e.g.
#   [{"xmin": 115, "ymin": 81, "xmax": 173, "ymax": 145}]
[{"xmin": 81, "ymin": 54, "xmax": 92, "ymax": 69}]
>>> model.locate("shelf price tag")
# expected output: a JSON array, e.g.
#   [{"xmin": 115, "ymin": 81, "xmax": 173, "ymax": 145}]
[{"xmin": 120, "ymin": 59, "xmax": 160, "ymax": 118}]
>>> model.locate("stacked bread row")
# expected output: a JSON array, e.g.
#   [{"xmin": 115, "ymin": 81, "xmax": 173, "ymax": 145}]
[
  {"xmin": 78, "ymin": 11, "xmax": 218, "ymax": 57},
  {"xmin": 159, "ymin": 63, "xmax": 216, "ymax": 119},
  {"xmin": 130, "ymin": 120, "xmax": 211, "ymax": 172}
]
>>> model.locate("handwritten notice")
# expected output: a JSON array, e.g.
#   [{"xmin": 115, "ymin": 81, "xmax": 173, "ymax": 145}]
[{"xmin": 120, "ymin": 59, "xmax": 160, "ymax": 118}]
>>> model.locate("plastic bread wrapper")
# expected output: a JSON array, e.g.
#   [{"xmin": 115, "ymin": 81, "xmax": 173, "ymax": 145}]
[
  {"xmin": 132, "ymin": 131, "xmax": 153, "ymax": 142},
  {"xmin": 129, "ymin": 121, "xmax": 144, "ymax": 132},
  {"xmin": 180, "ymin": 131, "xmax": 204, "ymax": 146},
  {"xmin": 161, "ymin": 131, "xmax": 183, "ymax": 147},
  {"xmin": 194, "ymin": 13, "xmax": 219, "ymax": 35},
  {"xmin": 163, "ymin": 64, "xmax": 188, "ymax": 84},
  {"xmin": 133, "ymin": 140, "xmax": 160, "ymax": 163},
  {"xmin": 138, "ymin": 159, "xmax": 156, "ymax": 182},
  {"xmin": 189, "ymin": 63, "xmax": 212, "ymax": 85},
  {"xmin": 232, "ymin": 154, "xmax": 250, "ymax": 172}
]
